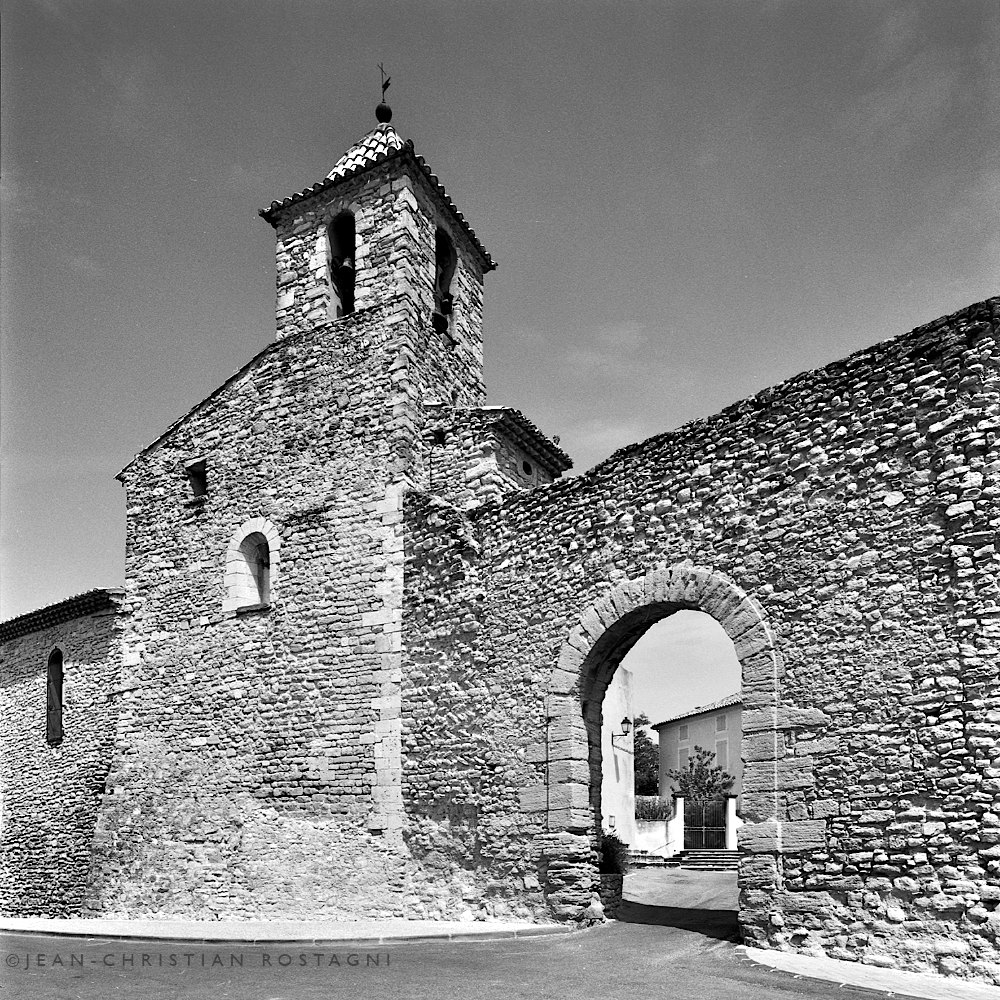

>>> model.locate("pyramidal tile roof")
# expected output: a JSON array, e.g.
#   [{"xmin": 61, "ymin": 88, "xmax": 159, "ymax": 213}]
[
  {"xmin": 260, "ymin": 117, "xmax": 495, "ymax": 271},
  {"xmin": 326, "ymin": 123, "xmax": 405, "ymax": 180}
]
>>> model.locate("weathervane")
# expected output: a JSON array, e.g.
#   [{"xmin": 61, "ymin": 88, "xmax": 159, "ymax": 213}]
[{"xmin": 376, "ymin": 64, "xmax": 392, "ymax": 122}]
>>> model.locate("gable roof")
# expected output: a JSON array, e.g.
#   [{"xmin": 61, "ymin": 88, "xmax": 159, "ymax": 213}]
[
  {"xmin": 0, "ymin": 589, "xmax": 124, "ymax": 642},
  {"xmin": 652, "ymin": 691, "xmax": 742, "ymax": 729},
  {"xmin": 259, "ymin": 124, "xmax": 496, "ymax": 272}
]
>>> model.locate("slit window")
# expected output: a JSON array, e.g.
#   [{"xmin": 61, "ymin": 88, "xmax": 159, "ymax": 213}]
[
  {"xmin": 432, "ymin": 228, "xmax": 457, "ymax": 332},
  {"xmin": 47, "ymin": 648, "xmax": 64, "ymax": 743},
  {"xmin": 328, "ymin": 211, "xmax": 356, "ymax": 318}
]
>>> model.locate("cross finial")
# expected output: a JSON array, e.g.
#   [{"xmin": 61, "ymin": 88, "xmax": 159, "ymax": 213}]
[{"xmin": 379, "ymin": 63, "xmax": 391, "ymax": 101}]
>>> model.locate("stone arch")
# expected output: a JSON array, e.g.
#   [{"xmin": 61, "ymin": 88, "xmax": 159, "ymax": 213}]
[
  {"xmin": 222, "ymin": 517, "xmax": 281, "ymax": 613},
  {"xmin": 529, "ymin": 563, "xmax": 794, "ymax": 921}
]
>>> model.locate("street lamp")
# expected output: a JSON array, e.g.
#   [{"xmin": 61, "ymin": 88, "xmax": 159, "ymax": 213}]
[{"xmin": 611, "ymin": 716, "xmax": 633, "ymax": 752}]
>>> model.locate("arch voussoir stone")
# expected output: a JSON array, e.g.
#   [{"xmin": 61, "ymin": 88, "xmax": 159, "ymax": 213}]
[{"xmin": 532, "ymin": 562, "xmax": 793, "ymax": 924}]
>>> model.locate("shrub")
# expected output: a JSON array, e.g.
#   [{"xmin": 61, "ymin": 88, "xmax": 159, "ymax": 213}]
[
  {"xmin": 634, "ymin": 796, "xmax": 674, "ymax": 821},
  {"xmin": 599, "ymin": 832, "xmax": 631, "ymax": 874},
  {"xmin": 665, "ymin": 745, "xmax": 736, "ymax": 800}
]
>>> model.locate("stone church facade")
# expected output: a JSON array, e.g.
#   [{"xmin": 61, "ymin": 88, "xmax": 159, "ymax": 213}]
[{"xmin": 1, "ymin": 108, "xmax": 998, "ymax": 983}]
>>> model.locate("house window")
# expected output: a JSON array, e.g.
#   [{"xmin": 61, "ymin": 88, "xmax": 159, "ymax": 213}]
[
  {"xmin": 224, "ymin": 518, "xmax": 281, "ymax": 613},
  {"xmin": 185, "ymin": 458, "xmax": 207, "ymax": 499},
  {"xmin": 46, "ymin": 648, "xmax": 64, "ymax": 743},
  {"xmin": 432, "ymin": 227, "xmax": 457, "ymax": 333},
  {"xmin": 678, "ymin": 724, "xmax": 689, "ymax": 742},
  {"xmin": 328, "ymin": 211, "xmax": 356, "ymax": 318},
  {"xmin": 678, "ymin": 747, "xmax": 689, "ymax": 769},
  {"xmin": 716, "ymin": 713, "xmax": 727, "ymax": 732},
  {"xmin": 716, "ymin": 740, "xmax": 728, "ymax": 769}
]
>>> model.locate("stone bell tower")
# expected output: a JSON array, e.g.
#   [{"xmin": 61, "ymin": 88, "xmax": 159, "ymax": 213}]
[{"xmin": 259, "ymin": 102, "xmax": 496, "ymax": 414}]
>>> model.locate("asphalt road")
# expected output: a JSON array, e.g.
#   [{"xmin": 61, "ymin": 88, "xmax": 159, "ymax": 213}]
[{"xmin": 0, "ymin": 871, "xmax": 906, "ymax": 1000}]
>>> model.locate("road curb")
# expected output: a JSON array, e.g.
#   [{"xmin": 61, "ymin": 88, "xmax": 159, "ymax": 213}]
[
  {"xmin": 0, "ymin": 922, "xmax": 576, "ymax": 947},
  {"xmin": 736, "ymin": 945, "xmax": 1000, "ymax": 1000}
]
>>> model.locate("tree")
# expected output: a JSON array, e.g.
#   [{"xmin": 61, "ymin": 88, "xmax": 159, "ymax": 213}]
[
  {"xmin": 632, "ymin": 713, "xmax": 659, "ymax": 795},
  {"xmin": 665, "ymin": 745, "xmax": 735, "ymax": 800}
]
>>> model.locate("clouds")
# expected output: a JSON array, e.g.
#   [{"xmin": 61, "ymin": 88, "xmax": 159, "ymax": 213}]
[
  {"xmin": 842, "ymin": 45, "xmax": 961, "ymax": 161},
  {"xmin": 839, "ymin": 4, "xmax": 994, "ymax": 164}
]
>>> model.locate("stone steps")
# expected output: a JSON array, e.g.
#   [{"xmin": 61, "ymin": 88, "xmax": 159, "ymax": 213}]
[
  {"xmin": 626, "ymin": 849, "xmax": 740, "ymax": 871},
  {"xmin": 676, "ymin": 850, "xmax": 740, "ymax": 871}
]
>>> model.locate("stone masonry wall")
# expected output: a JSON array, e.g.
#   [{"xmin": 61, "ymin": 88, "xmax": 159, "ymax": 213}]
[
  {"xmin": 271, "ymin": 155, "xmax": 486, "ymax": 491},
  {"xmin": 0, "ymin": 607, "xmax": 122, "ymax": 915},
  {"xmin": 402, "ymin": 298, "xmax": 1000, "ymax": 980},
  {"xmin": 86, "ymin": 301, "xmax": 424, "ymax": 918},
  {"xmin": 81, "ymin": 147, "xmax": 498, "ymax": 919},
  {"xmin": 421, "ymin": 405, "xmax": 566, "ymax": 511}
]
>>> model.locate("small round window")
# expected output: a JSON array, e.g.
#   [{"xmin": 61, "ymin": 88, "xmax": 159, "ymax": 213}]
[{"xmin": 522, "ymin": 460, "xmax": 533, "ymax": 476}]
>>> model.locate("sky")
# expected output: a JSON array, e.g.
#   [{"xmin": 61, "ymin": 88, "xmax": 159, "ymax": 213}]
[
  {"xmin": 2, "ymin": 1, "xmax": 998, "ymax": 716},
  {"xmin": 622, "ymin": 612, "xmax": 740, "ymax": 727}
]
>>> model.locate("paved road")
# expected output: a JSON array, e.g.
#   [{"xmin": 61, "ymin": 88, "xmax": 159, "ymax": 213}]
[{"xmin": 0, "ymin": 871, "xmax": 910, "ymax": 1000}]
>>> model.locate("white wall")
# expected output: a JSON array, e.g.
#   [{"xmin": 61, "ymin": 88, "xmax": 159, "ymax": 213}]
[{"xmin": 600, "ymin": 666, "xmax": 636, "ymax": 845}]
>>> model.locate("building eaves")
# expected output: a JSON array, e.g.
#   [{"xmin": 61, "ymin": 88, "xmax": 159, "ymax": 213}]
[
  {"xmin": 259, "ymin": 140, "xmax": 496, "ymax": 273},
  {"xmin": 652, "ymin": 691, "xmax": 743, "ymax": 729},
  {"xmin": 0, "ymin": 589, "xmax": 124, "ymax": 643},
  {"xmin": 475, "ymin": 406, "xmax": 573, "ymax": 473}
]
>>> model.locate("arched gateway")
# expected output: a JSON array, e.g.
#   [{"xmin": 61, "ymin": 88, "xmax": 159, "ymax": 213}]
[{"xmin": 527, "ymin": 564, "xmax": 797, "ymax": 928}]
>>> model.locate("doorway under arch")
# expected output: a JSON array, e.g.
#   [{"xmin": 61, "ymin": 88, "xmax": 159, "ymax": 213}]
[
  {"xmin": 600, "ymin": 609, "xmax": 741, "ymax": 853},
  {"xmin": 531, "ymin": 564, "xmax": 792, "ymax": 925}
]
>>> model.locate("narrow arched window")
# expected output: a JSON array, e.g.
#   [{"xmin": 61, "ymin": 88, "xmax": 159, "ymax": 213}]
[
  {"xmin": 328, "ymin": 211, "xmax": 356, "ymax": 318},
  {"xmin": 46, "ymin": 648, "xmax": 64, "ymax": 743},
  {"xmin": 432, "ymin": 228, "xmax": 457, "ymax": 333},
  {"xmin": 224, "ymin": 517, "xmax": 281, "ymax": 614},
  {"xmin": 239, "ymin": 532, "xmax": 270, "ymax": 606}
]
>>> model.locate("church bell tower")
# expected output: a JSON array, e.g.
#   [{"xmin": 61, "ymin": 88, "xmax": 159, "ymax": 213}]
[{"xmin": 259, "ymin": 100, "xmax": 496, "ymax": 410}]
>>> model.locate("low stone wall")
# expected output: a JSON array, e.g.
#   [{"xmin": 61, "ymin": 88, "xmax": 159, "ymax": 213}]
[
  {"xmin": 599, "ymin": 874, "xmax": 623, "ymax": 918},
  {"xmin": 633, "ymin": 820, "xmax": 673, "ymax": 857}
]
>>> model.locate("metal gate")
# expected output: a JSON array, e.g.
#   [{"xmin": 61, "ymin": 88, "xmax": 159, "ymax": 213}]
[{"xmin": 684, "ymin": 799, "xmax": 726, "ymax": 849}]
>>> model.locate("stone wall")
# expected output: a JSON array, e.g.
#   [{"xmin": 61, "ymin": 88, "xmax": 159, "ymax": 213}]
[
  {"xmin": 421, "ymin": 405, "xmax": 569, "ymax": 510},
  {"xmin": 85, "ymin": 300, "xmax": 417, "ymax": 918},
  {"xmin": 0, "ymin": 596, "xmax": 123, "ymax": 915},
  {"xmin": 1, "ymin": 111, "xmax": 996, "ymax": 980},
  {"xmin": 401, "ymin": 297, "xmax": 1000, "ymax": 980}
]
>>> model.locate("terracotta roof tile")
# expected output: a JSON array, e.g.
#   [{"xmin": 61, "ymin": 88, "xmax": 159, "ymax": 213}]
[
  {"xmin": 652, "ymin": 691, "xmax": 742, "ymax": 728},
  {"xmin": 260, "ymin": 129, "xmax": 495, "ymax": 272},
  {"xmin": 0, "ymin": 589, "xmax": 124, "ymax": 642},
  {"xmin": 326, "ymin": 123, "xmax": 405, "ymax": 180}
]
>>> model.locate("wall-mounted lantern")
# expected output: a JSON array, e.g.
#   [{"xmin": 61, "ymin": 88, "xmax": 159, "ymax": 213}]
[{"xmin": 611, "ymin": 716, "xmax": 633, "ymax": 752}]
